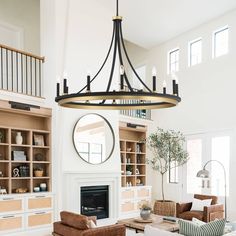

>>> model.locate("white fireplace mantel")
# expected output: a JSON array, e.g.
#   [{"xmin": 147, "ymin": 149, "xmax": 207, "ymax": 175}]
[{"xmin": 63, "ymin": 171, "xmax": 121, "ymax": 220}]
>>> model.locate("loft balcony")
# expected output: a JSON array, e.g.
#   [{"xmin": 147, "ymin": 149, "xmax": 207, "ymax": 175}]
[{"xmin": 0, "ymin": 44, "xmax": 44, "ymax": 98}]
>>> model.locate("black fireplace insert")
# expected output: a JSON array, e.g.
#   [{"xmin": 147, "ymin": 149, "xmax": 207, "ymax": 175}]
[{"xmin": 81, "ymin": 185, "xmax": 109, "ymax": 219}]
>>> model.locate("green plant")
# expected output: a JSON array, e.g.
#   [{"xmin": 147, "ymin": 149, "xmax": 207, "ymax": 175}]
[
  {"xmin": 146, "ymin": 127, "xmax": 189, "ymax": 201},
  {"xmin": 126, "ymin": 165, "xmax": 133, "ymax": 172},
  {"xmin": 140, "ymin": 203, "xmax": 152, "ymax": 210},
  {"xmin": 34, "ymin": 167, "xmax": 43, "ymax": 171}
]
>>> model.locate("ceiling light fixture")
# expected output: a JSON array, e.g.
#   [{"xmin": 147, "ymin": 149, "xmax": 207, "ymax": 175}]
[{"xmin": 55, "ymin": 0, "xmax": 181, "ymax": 110}]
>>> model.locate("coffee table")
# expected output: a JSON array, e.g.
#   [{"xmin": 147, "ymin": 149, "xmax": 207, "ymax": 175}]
[{"xmin": 117, "ymin": 214, "xmax": 179, "ymax": 233}]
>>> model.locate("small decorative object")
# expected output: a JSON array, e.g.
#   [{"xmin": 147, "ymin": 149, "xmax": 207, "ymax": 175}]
[
  {"xmin": 140, "ymin": 203, "xmax": 152, "ymax": 220},
  {"xmin": 15, "ymin": 132, "xmax": 23, "ymax": 145},
  {"xmin": 33, "ymin": 134, "xmax": 44, "ymax": 146},
  {"xmin": 126, "ymin": 165, "xmax": 132, "ymax": 175},
  {"xmin": 135, "ymin": 168, "xmax": 140, "ymax": 175},
  {"xmin": 127, "ymin": 147, "xmax": 132, "ymax": 152},
  {"xmin": 19, "ymin": 165, "xmax": 29, "ymax": 177},
  {"xmin": 13, "ymin": 151, "xmax": 26, "ymax": 161},
  {"xmin": 136, "ymin": 178, "xmax": 141, "ymax": 184},
  {"xmin": 127, "ymin": 158, "xmax": 131, "ymax": 163},
  {"xmin": 40, "ymin": 183, "xmax": 47, "ymax": 191},
  {"xmin": 0, "ymin": 130, "xmax": 4, "ymax": 143},
  {"xmin": 0, "ymin": 171, "xmax": 3, "ymax": 177},
  {"xmin": 34, "ymin": 167, "xmax": 44, "ymax": 177},
  {"xmin": 35, "ymin": 153, "xmax": 44, "ymax": 161},
  {"xmin": 0, "ymin": 188, "xmax": 7, "ymax": 194},
  {"xmin": 33, "ymin": 187, "xmax": 40, "ymax": 192},
  {"xmin": 146, "ymin": 127, "xmax": 189, "ymax": 216},
  {"xmin": 15, "ymin": 188, "xmax": 28, "ymax": 193},
  {"xmin": 13, "ymin": 167, "xmax": 20, "ymax": 177}
]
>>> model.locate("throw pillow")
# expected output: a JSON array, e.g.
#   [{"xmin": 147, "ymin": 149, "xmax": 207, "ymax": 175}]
[
  {"xmin": 192, "ymin": 217, "xmax": 206, "ymax": 226},
  {"xmin": 144, "ymin": 225, "xmax": 179, "ymax": 236},
  {"xmin": 191, "ymin": 198, "xmax": 212, "ymax": 211},
  {"xmin": 60, "ymin": 211, "xmax": 89, "ymax": 230},
  {"xmin": 87, "ymin": 219, "xmax": 97, "ymax": 228},
  {"xmin": 179, "ymin": 219, "xmax": 226, "ymax": 236}
]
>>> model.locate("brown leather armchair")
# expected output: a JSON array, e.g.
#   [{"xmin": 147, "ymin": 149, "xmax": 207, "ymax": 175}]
[
  {"xmin": 53, "ymin": 211, "xmax": 126, "ymax": 236},
  {"xmin": 176, "ymin": 194, "xmax": 224, "ymax": 222}
]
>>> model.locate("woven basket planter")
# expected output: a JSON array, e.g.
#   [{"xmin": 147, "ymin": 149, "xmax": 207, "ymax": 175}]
[{"xmin": 153, "ymin": 200, "xmax": 176, "ymax": 216}]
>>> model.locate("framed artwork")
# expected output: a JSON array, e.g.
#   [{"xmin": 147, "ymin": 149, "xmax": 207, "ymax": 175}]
[{"xmin": 33, "ymin": 134, "xmax": 45, "ymax": 146}]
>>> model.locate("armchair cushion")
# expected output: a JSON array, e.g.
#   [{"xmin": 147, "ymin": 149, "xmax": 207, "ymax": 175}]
[
  {"xmin": 179, "ymin": 211, "xmax": 204, "ymax": 221},
  {"xmin": 191, "ymin": 198, "xmax": 212, "ymax": 211},
  {"xmin": 179, "ymin": 218, "xmax": 225, "ymax": 236}
]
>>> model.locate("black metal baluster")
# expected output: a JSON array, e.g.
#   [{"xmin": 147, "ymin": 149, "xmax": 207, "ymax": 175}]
[
  {"xmin": 6, "ymin": 49, "xmax": 8, "ymax": 90},
  {"xmin": 34, "ymin": 58, "xmax": 37, "ymax": 96},
  {"xmin": 16, "ymin": 53, "xmax": 18, "ymax": 92},
  {"xmin": 21, "ymin": 53, "xmax": 23, "ymax": 93},
  {"xmin": 1, "ymin": 47, "xmax": 3, "ymax": 89},
  {"xmin": 11, "ymin": 50, "xmax": 13, "ymax": 91},
  {"xmin": 30, "ymin": 57, "xmax": 32, "ymax": 95},
  {"xmin": 39, "ymin": 60, "xmax": 41, "ymax": 97},
  {"xmin": 25, "ymin": 55, "xmax": 28, "ymax": 94}
]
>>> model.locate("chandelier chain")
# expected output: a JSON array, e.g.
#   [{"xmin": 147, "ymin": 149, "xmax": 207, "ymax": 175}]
[{"xmin": 116, "ymin": 0, "xmax": 119, "ymax": 16}]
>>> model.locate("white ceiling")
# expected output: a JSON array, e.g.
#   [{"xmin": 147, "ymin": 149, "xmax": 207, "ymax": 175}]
[{"xmin": 98, "ymin": 0, "xmax": 236, "ymax": 49}]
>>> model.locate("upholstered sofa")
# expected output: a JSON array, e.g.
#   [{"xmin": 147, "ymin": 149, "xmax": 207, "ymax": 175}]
[
  {"xmin": 52, "ymin": 211, "xmax": 126, "ymax": 236},
  {"xmin": 176, "ymin": 194, "xmax": 224, "ymax": 222}
]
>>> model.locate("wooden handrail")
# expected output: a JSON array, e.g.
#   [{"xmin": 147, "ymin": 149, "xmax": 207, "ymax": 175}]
[{"xmin": 0, "ymin": 43, "xmax": 45, "ymax": 63}]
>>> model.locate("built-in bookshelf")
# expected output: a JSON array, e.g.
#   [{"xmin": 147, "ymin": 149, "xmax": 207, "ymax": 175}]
[
  {"xmin": 119, "ymin": 122, "xmax": 147, "ymax": 187},
  {"xmin": 0, "ymin": 100, "xmax": 51, "ymax": 194}
]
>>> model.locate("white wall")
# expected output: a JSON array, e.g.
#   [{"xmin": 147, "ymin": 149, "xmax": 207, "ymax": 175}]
[
  {"xmin": 0, "ymin": 0, "xmax": 40, "ymax": 54},
  {"xmin": 147, "ymin": 9, "xmax": 236, "ymax": 220}
]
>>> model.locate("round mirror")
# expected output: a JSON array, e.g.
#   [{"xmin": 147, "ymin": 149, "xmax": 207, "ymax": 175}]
[{"xmin": 73, "ymin": 114, "xmax": 115, "ymax": 164}]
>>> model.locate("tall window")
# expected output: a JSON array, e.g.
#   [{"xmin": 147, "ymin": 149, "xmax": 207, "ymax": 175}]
[
  {"xmin": 211, "ymin": 136, "xmax": 230, "ymax": 196},
  {"xmin": 213, "ymin": 26, "xmax": 229, "ymax": 58},
  {"xmin": 186, "ymin": 138, "xmax": 203, "ymax": 194},
  {"xmin": 169, "ymin": 161, "xmax": 178, "ymax": 184},
  {"xmin": 168, "ymin": 48, "xmax": 179, "ymax": 74},
  {"xmin": 185, "ymin": 133, "xmax": 230, "ymax": 197},
  {"xmin": 189, "ymin": 38, "xmax": 202, "ymax": 66}
]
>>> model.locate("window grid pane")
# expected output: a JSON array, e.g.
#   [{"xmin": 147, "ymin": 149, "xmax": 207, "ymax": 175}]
[
  {"xmin": 214, "ymin": 27, "xmax": 229, "ymax": 58},
  {"xmin": 189, "ymin": 39, "xmax": 202, "ymax": 66},
  {"xmin": 169, "ymin": 49, "xmax": 179, "ymax": 73},
  {"xmin": 187, "ymin": 139, "xmax": 202, "ymax": 194},
  {"xmin": 211, "ymin": 136, "xmax": 230, "ymax": 196}
]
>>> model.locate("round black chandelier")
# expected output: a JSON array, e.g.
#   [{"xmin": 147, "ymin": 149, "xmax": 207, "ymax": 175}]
[{"xmin": 55, "ymin": 0, "xmax": 181, "ymax": 110}]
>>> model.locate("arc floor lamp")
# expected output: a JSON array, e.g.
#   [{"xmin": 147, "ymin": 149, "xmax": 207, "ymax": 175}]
[{"xmin": 196, "ymin": 160, "xmax": 227, "ymax": 221}]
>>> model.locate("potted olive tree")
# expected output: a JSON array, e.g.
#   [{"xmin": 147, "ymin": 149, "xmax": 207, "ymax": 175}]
[{"xmin": 146, "ymin": 127, "xmax": 189, "ymax": 216}]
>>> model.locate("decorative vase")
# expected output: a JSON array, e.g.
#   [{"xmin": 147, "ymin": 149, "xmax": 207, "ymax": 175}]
[
  {"xmin": 154, "ymin": 200, "xmax": 176, "ymax": 216},
  {"xmin": 16, "ymin": 132, "xmax": 23, "ymax": 145},
  {"xmin": 140, "ymin": 209, "xmax": 151, "ymax": 220}
]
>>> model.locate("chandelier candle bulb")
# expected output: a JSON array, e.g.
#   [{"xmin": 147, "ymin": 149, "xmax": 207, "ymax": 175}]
[
  {"xmin": 87, "ymin": 74, "xmax": 91, "ymax": 91},
  {"xmin": 63, "ymin": 78, "xmax": 67, "ymax": 94},
  {"xmin": 172, "ymin": 80, "xmax": 176, "ymax": 95},
  {"xmin": 163, "ymin": 80, "xmax": 167, "ymax": 94},
  {"xmin": 120, "ymin": 65, "xmax": 125, "ymax": 91},
  {"xmin": 56, "ymin": 83, "xmax": 60, "ymax": 97},
  {"xmin": 175, "ymin": 78, "xmax": 179, "ymax": 96}
]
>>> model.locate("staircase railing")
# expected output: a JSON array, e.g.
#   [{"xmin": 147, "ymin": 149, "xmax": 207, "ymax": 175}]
[{"xmin": 0, "ymin": 44, "xmax": 44, "ymax": 97}]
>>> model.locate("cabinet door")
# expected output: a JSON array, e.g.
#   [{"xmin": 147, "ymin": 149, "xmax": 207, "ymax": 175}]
[
  {"xmin": 27, "ymin": 195, "xmax": 52, "ymax": 210},
  {"xmin": 121, "ymin": 188, "xmax": 135, "ymax": 200},
  {"xmin": 27, "ymin": 211, "xmax": 52, "ymax": 227},
  {"xmin": 0, "ymin": 197, "xmax": 23, "ymax": 213},
  {"xmin": 0, "ymin": 214, "xmax": 23, "ymax": 232},
  {"xmin": 137, "ymin": 187, "xmax": 150, "ymax": 198},
  {"xmin": 121, "ymin": 201, "xmax": 135, "ymax": 212}
]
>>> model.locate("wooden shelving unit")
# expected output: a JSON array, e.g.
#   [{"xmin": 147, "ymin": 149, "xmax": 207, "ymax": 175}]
[
  {"xmin": 0, "ymin": 100, "xmax": 52, "ymax": 194},
  {"xmin": 119, "ymin": 122, "xmax": 147, "ymax": 187}
]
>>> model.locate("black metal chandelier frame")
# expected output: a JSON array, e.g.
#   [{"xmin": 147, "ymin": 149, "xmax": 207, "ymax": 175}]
[{"xmin": 55, "ymin": 0, "xmax": 181, "ymax": 110}]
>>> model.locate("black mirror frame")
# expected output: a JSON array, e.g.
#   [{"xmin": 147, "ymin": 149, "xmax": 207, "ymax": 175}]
[{"xmin": 72, "ymin": 113, "xmax": 115, "ymax": 165}]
